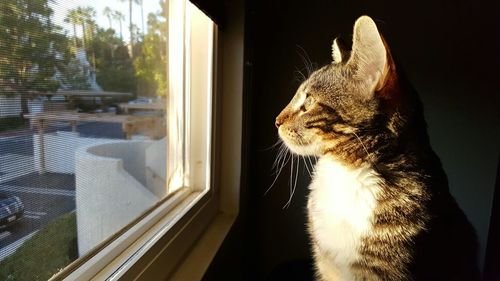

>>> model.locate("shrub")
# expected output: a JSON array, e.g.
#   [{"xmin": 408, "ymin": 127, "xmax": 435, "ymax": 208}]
[{"xmin": 0, "ymin": 212, "xmax": 78, "ymax": 281}]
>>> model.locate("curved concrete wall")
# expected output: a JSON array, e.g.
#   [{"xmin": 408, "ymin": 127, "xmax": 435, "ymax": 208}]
[
  {"xmin": 87, "ymin": 141, "xmax": 151, "ymax": 187},
  {"xmin": 34, "ymin": 131, "xmax": 112, "ymax": 174},
  {"xmin": 75, "ymin": 141, "xmax": 160, "ymax": 256},
  {"xmin": 145, "ymin": 138, "xmax": 167, "ymax": 197}
]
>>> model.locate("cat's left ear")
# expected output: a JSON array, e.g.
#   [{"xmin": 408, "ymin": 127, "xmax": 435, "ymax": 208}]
[
  {"xmin": 331, "ymin": 37, "xmax": 346, "ymax": 64},
  {"xmin": 348, "ymin": 16, "xmax": 390, "ymax": 96}
]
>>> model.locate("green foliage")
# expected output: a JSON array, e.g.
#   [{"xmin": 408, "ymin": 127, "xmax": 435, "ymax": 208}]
[
  {"xmin": 133, "ymin": 9, "xmax": 167, "ymax": 97},
  {"xmin": 112, "ymin": 11, "xmax": 126, "ymax": 40},
  {"xmin": 0, "ymin": 0, "xmax": 68, "ymax": 93},
  {"xmin": 0, "ymin": 212, "xmax": 78, "ymax": 281},
  {"xmin": 0, "ymin": 0, "xmax": 167, "ymax": 106},
  {"xmin": 103, "ymin": 7, "xmax": 114, "ymax": 30},
  {"xmin": 0, "ymin": 117, "xmax": 26, "ymax": 132},
  {"xmin": 93, "ymin": 28, "xmax": 136, "ymax": 93},
  {"xmin": 0, "ymin": 0, "xmax": 69, "ymax": 113},
  {"xmin": 57, "ymin": 57, "xmax": 91, "ymax": 90},
  {"xmin": 64, "ymin": 6, "xmax": 97, "ymax": 52},
  {"xmin": 134, "ymin": 33, "xmax": 166, "ymax": 96},
  {"xmin": 63, "ymin": 8, "xmax": 137, "ymax": 94},
  {"xmin": 97, "ymin": 65, "xmax": 136, "ymax": 93}
]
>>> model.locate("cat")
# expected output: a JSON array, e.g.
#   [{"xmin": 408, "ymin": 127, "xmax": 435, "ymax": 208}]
[{"xmin": 275, "ymin": 16, "xmax": 480, "ymax": 281}]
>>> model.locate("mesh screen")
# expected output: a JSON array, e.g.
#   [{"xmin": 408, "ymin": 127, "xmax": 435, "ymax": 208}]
[{"xmin": 0, "ymin": 0, "xmax": 169, "ymax": 279}]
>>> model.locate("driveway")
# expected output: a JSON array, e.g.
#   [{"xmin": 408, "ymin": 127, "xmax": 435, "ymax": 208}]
[
  {"xmin": 0, "ymin": 173, "xmax": 75, "ymax": 260},
  {"xmin": 0, "ymin": 121, "xmax": 123, "ymax": 260}
]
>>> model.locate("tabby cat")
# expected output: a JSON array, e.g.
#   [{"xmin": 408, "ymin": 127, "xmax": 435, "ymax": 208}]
[{"xmin": 275, "ymin": 16, "xmax": 480, "ymax": 281}]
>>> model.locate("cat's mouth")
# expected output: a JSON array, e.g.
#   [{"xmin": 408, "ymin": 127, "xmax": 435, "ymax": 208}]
[{"xmin": 279, "ymin": 128, "xmax": 319, "ymax": 156}]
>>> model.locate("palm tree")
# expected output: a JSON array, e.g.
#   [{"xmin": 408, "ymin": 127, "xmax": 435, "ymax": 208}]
[
  {"xmin": 75, "ymin": 7, "xmax": 87, "ymax": 49},
  {"xmin": 81, "ymin": 7, "xmax": 96, "ymax": 39},
  {"xmin": 81, "ymin": 7, "xmax": 97, "ymax": 68},
  {"xmin": 138, "ymin": 0, "xmax": 144, "ymax": 34},
  {"xmin": 76, "ymin": 6, "xmax": 95, "ymax": 52},
  {"xmin": 113, "ymin": 11, "xmax": 125, "ymax": 41},
  {"xmin": 118, "ymin": 0, "xmax": 141, "ymax": 57},
  {"xmin": 103, "ymin": 7, "xmax": 113, "ymax": 30},
  {"xmin": 65, "ymin": 7, "xmax": 97, "ymax": 66},
  {"xmin": 64, "ymin": 9, "xmax": 82, "ymax": 48}
]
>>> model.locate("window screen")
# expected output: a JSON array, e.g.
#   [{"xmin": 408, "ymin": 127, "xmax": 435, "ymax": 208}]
[{"xmin": 0, "ymin": 0, "xmax": 214, "ymax": 279}]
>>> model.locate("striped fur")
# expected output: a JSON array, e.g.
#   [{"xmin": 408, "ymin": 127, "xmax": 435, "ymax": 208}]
[{"xmin": 275, "ymin": 16, "xmax": 480, "ymax": 280}]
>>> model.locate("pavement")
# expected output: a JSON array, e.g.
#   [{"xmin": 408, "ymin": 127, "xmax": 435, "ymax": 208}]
[
  {"xmin": 0, "ymin": 121, "xmax": 124, "ymax": 139},
  {"xmin": 0, "ymin": 121, "xmax": 124, "ymax": 261},
  {"xmin": 0, "ymin": 172, "xmax": 76, "ymax": 260}
]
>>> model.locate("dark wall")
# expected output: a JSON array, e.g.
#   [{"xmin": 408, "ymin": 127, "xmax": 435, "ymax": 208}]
[{"xmin": 204, "ymin": 0, "xmax": 500, "ymax": 280}]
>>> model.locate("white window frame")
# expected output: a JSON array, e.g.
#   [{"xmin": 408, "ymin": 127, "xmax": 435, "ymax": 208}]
[{"xmin": 48, "ymin": 0, "xmax": 244, "ymax": 279}]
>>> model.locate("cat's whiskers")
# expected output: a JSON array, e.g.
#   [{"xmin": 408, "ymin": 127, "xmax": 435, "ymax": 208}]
[
  {"xmin": 285, "ymin": 155, "xmax": 294, "ymax": 208},
  {"xmin": 352, "ymin": 131, "xmax": 372, "ymax": 160},
  {"xmin": 272, "ymin": 143, "xmax": 287, "ymax": 171},
  {"xmin": 284, "ymin": 154, "xmax": 299, "ymax": 209},
  {"xmin": 300, "ymin": 142, "xmax": 314, "ymax": 177},
  {"xmin": 265, "ymin": 144, "xmax": 290, "ymax": 196},
  {"xmin": 264, "ymin": 139, "xmax": 284, "ymax": 151},
  {"xmin": 296, "ymin": 45, "xmax": 316, "ymax": 76},
  {"xmin": 295, "ymin": 68, "xmax": 307, "ymax": 83},
  {"xmin": 307, "ymin": 155, "xmax": 316, "ymax": 173},
  {"xmin": 302, "ymin": 155, "xmax": 312, "ymax": 177},
  {"xmin": 283, "ymin": 138, "xmax": 318, "ymax": 209}
]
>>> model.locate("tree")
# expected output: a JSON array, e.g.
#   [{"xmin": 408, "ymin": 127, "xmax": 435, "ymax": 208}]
[
  {"xmin": 92, "ymin": 27, "xmax": 136, "ymax": 94},
  {"xmin": 65, "ymin": 7, "xmax": 97, "ymax": 67},
  {"xmin": 118, "ymin": 0, "xmax": 141, "ymax": 58},
  {"xmin": 64, "ymin": 8, "xmax": 80, "ymax": 48},
  {"xmin": 138, "ymin": 0, "xmax": 144, "ymax": 34},
  {"xmin": 133, "ymin": 10, "xmax": 167, "ymax": 97},
  {"xmin": 57, "ymin": 58, "xmax": 91, "ymax": 90},
  {"xmin": 0, "ymin": 0, "xmax": 69, "ymax": 114},
  {"xmin": 65, "ymin": 7, "xmax": 93, "ymax": 50},
  {"xmin": 112, "ymin": 11, "xmax": 125, "ymax": 41},
  {"xmin": 103, "ymin": 7, "xmax": 113, "ymax": 30},
  {"xmin": 81, "ymin": 7, "xmax": 97, "ymax": 68}
]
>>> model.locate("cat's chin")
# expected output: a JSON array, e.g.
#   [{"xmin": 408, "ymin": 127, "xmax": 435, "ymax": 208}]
[
  {"xmin": 281, "ymin": 138, "xmax": 320, "ymax": 156},
  {"xmin": 278, "ymin": 127, "xmax": 321, "ymax": 156}
]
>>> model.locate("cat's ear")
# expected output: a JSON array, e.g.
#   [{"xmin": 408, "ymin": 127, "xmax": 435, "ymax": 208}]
[
  {"xmin": 331, "ymin": 37, "xmax": 345, "ymax": 64},
  {"xmin": 348, "ymin": 16, "xmax": 389, "ymax": 96}
]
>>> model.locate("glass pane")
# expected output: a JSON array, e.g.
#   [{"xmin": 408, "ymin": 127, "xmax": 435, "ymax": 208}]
[{"xmin": 0, "ymin": 0, "xmax": 212, "ymax": 279}]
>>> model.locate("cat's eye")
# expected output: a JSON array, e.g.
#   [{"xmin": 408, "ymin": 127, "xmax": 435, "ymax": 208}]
[{"xmin": 301, "ymin": 96, "xmax": 314, "ymax": 112}]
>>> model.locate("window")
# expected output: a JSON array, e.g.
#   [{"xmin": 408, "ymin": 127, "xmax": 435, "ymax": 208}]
[{"xmin": 0, "ymin": 0, "xmax": 216, "ymax": 280}]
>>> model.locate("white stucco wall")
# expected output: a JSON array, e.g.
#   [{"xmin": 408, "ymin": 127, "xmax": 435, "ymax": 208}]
[
  {"xmin": 31, "ymin": 132, "xmax": 168, "ymax": 255},
  {"xmin": 33, "ymin": 132, "xmax": 160, "ymax": 174},
  {"xmin": 0, "ymin": 95, "xmax": 21, "ymax": 117},
  {"xmin": 75, "ymin": 139, "xmax": 168, "ymax": 255},
  {"xmin": 145, "ymin": 138, "xmax": 167, "ymax": 197},
  {"xmin": 75, "ymin": 142, "xmax": 159, "ymax": 255},
  {"xmin": 0, "ymin": 95, "xmax": 45, "ymax": 117},
  {"xmin": 88, "ymin": 141, "xmax": 151, "ymax": 186}
]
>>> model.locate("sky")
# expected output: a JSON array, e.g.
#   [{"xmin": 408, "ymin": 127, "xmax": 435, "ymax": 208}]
[{"xmin": 50, "ymin": 0, "xmax": 162, "ymax": 41}]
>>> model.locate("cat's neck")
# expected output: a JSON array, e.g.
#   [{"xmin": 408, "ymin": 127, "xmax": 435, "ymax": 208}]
[
  {"xmin": 318, "ymin": 152, "xmax": 375, "ymax": 170},
  {"xmin": 312, "ymin": 155, "xmax": 380, "ymax": 190}
]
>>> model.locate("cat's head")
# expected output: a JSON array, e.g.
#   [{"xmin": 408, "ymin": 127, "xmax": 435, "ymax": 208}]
[{"xmin": 276, "ymin": 16, "xmax": 404, "ymax": 160}]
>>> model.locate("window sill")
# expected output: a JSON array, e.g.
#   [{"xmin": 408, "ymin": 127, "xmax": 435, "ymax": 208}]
[
  {"xmin": 58, "ymin": 188, "xmax": 202, "ymax": 281},
  {"xmin": 94, "ymin": 188, "xmax": 236, "ymax": 281},
  {"xmin": 168, "ymin": 212, "xmax": 236, "ymax": 281}
]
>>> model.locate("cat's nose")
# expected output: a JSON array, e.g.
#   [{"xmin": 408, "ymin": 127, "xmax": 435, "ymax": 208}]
[
  {"xmin": 275, "ymin": 119, "xmax": 282, "ymax": 128},
  {"xmin": 276, "ymin": 110, "xmax": 289, "ymax": 128}
]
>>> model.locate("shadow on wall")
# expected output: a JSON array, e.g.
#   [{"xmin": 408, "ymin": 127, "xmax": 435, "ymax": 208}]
[
  {"xmin": 75, "ymin": 139, "xmax": 167, "ymax": 255},
  {"xmin": 236, "ymin": 0, "xmax": 500, "ymax": 279}
]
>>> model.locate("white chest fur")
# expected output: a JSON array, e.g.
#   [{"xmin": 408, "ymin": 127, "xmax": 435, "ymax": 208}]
[{"xmin": 308, "ymin": 157, "xmax": 381, "ymax": 280}]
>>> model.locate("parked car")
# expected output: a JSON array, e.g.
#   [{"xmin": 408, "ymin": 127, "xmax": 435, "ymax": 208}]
[
  {"xmin": 128, "ymin": 98, "xmax": 154, "ymax": 104},
  {"xmin": 0, "ymin": 194, "xmax": 24, "ymax": 229}
]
